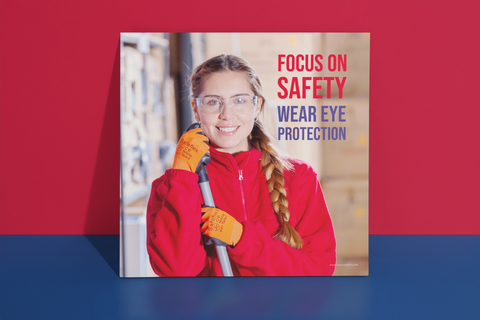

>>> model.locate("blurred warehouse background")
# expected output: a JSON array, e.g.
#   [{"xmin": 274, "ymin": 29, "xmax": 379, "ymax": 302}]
[{"xmin": 120, "ymin": 33, "xmax": 369, "ymax": 277}]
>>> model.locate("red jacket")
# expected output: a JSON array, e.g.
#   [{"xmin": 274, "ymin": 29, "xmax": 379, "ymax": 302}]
[{"xmin": 146, "ymin": 147, "xmax": 336, "ymax": 276}]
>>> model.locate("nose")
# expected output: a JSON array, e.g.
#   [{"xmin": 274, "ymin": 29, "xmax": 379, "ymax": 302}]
[{"xmin": 218, "ymin": 101, "xmax": 236, "ymax": 120}]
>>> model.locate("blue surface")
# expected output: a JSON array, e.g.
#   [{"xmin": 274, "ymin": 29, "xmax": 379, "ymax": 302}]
[{"xmin": 0, "ymin": 235, "xmax": 479, "ymax": 320}]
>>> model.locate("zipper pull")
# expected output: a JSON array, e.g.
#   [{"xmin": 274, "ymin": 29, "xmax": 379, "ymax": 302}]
[{"xmin": 238, "ymin": 169, "xmax": 243, "ymax": 181}]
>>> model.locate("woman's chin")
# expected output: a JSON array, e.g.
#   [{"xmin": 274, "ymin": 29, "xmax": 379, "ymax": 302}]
[{"xmin": 211, "ymin": 139, "xmax": 248, "ymax": 154}]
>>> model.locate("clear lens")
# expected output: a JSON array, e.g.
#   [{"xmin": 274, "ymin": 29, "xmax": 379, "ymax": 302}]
[{"xmin": 196, "ymin": 95, "xmax": 257, "ymax": 114}]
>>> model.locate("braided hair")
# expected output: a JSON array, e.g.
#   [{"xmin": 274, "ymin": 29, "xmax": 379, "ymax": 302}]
[{"xmin": 190, "ymin": 54, "xmax": 303, "ymax": 249}]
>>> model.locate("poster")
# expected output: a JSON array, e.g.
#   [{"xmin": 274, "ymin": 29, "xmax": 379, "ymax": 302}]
[{"xmin": 120, "ymin": 32, "xmax": 370, "ymax": 277}]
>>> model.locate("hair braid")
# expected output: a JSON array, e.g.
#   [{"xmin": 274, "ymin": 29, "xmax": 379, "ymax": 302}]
[{"xmin": 251, "ymin": 121, "xmax": 303, "ymax": 249}]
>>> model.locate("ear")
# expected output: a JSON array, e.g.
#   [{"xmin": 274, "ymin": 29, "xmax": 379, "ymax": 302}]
[
  {"xmin": 255, "ymin": 97, "xmax": 263, "ymax": 119},
  {"xmin": 191, "ymin": 100, "xmax": 200, "ymax": 123}
]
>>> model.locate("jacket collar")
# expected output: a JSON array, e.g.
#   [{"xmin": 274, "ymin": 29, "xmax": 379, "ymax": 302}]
[{"xmin": 209, "ymin": 146, "xmax": 262, "ymax": 175}]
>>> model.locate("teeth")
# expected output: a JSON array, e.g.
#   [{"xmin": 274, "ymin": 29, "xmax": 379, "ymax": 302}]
[{"xmin": 218, "ymin": 126, "xmax": 238, "ymax": 133}]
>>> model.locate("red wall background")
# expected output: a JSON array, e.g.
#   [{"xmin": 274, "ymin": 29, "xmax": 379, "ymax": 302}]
[{"xmin": 0, "ymin": 0, "xmax": 479, "ymax": 235}]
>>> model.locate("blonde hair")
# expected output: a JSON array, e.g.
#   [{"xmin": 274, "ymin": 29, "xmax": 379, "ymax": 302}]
[{"xmin": 190, "ymin": 54, "xmax": 303, "ymax": 249}]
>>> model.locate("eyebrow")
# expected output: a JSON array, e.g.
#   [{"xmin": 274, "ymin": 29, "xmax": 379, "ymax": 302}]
[{"xmin": 202, "ymin": 93, "xmax": 251, "ymax": 99}]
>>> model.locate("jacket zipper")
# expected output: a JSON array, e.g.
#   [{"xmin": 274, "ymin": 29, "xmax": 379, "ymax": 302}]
[
  {"xmin": 238, "ymin": 169, "xmax": 247, "ymax": 221},
  {"xmin": 226, "ymin": 150, "xmax": 251, "ymax": 222}
]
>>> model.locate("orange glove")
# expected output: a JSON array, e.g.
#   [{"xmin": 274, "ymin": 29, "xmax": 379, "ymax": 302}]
[
  {"xmin": 173, "ymin": 128, "xmax": 210, "ymax": 173},
  {"xmin": 201, "ymin": 207, "xmax": 244, "ymax": 247}
]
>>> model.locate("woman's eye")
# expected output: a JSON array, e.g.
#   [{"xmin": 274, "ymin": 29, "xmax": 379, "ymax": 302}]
[
  {"xmin": 206, "ymin": 99, "xmax": 220, "ymax": 105},
  {"xmin": 234, "ymin": 98, "xmax": 246, "ymax": 104}
]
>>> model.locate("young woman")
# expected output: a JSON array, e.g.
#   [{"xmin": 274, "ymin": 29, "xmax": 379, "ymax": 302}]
[{"xmin": 146, "ymin": 54, "xmax": 336, "ymax": 276}]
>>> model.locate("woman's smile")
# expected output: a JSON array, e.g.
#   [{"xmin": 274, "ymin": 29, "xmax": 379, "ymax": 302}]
[{"xmin": 217, "ymin": 125, "xmax": 240, "ymax": 134}]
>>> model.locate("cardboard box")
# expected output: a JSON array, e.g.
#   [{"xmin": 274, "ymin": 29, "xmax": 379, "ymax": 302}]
[
  {"xmin": 321, "ymin": 97, "xmax": 369, "ymax": 179},
  {"xmin": 321, "ymin": 178, "xmax": 369, "ymax": 258},
  {"xmin": 320, "ymin": 33, "xmax": 370, "ymax": 98}
]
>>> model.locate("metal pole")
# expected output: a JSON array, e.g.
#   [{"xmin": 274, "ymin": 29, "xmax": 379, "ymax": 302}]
[
  {"xmin": 198, "ymin": 180, "xmax": 234, "ymax": 277},
  {"xmin": 185, "ymin": 123, "xmax": 234, "ymax": 277}
]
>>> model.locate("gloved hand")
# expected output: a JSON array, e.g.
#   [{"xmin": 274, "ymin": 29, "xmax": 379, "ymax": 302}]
[
  {"xmin": 201, "ymin": 207, "xmax": 244, "ymax": 247},
  {"xmin": 172, "ymin": 127, "xmax": 210, "ymax": 173}
]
